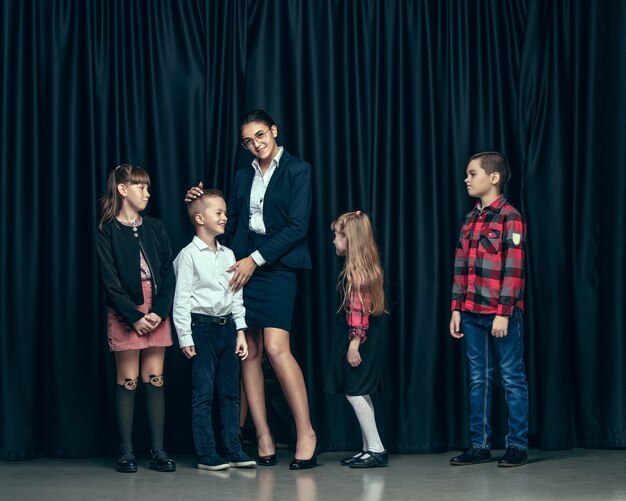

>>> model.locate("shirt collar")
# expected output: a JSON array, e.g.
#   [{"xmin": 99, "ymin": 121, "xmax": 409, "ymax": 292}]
[
  {"xmin": 252, "ymin": 146, "xmax": 284, "ymax": 173},
  {"xmin": 192, "ymin": 235, "xmax": 222, "ymax": 252},
  {"xmin": 474, "ymin": 194, "xmax": 506, "ymax": 214}
]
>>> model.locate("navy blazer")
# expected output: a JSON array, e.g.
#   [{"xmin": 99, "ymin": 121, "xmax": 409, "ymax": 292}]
[{"xmin": 226, "ymin": 150, "xmax": 312, "ymax": 269}]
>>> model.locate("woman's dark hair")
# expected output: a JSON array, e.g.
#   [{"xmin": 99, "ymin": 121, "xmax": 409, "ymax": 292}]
[{"xmin": 240, "ymin": 109, "xmax": 276, "ymax": 131}]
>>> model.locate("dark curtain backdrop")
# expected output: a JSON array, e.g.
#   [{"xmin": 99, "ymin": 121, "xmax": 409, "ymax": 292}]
[{"xmin": 1, "ymin": 0, "xmax": 625, "ymax": 460}]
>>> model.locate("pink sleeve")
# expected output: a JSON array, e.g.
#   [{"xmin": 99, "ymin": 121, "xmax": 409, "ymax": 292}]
[{"xmin": 346, "ymin": 290, "xmax": 371, "ymax": 343}]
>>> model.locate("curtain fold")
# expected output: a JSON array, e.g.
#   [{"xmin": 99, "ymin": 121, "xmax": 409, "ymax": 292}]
[{"xmin": 1, "ymin": 0, "xmax": 624, "ymax": 459}]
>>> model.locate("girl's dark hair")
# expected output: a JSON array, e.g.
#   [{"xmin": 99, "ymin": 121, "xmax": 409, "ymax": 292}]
[
  {"xmin": 240, "ymin": 109, "xmax": 276, "ymax": 131},
  {"xmin": 98, "ymin": 164, "xmax": 150, "ymax": 231}
]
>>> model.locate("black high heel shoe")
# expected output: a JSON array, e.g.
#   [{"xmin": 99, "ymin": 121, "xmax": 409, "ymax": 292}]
[
  {"xmin": 289, "ymin": 440, "xmax": 320, "ymax": 471},
  {"xmin": 257, "ymin": 435, "xmax": 277, "ymax": 466},
  {"xmin": 257, "ymin": 453, "xmax": 277, "ymax": 466}
]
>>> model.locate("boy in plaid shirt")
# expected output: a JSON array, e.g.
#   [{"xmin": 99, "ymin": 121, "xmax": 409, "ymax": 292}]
[{"xmin": 449, "ymin": 152, "xmax": 529, "ymax": 467}]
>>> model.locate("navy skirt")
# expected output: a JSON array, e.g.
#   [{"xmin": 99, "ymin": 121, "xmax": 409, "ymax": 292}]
[{"xmin": 244, "ymin": 232, "xmax": 298, "ymax": 331}]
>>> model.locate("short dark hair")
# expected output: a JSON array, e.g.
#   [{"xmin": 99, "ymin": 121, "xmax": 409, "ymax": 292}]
[
  {"xmin": 186, "ymin": 189, "xmax": 225, "ymax": 225},
  {"xmin": 466, "ymin": 151, "xmax": 511, "ymax": 189},
  {"xmin": 240, "ymin": 109, "xmax": 277, "ymax": 131}
]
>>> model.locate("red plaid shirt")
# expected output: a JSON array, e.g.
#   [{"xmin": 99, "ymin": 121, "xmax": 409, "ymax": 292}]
[
  {"xmin": 346, "ymin": 290, "xmax": 371, "ymax": 343},
  {"xmin": 451, "ymin": 195, "xmax": 525, "ymax": 315}
]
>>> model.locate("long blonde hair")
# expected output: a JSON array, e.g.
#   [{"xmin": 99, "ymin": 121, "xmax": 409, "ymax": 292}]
[
  {"xmin": 98, "ymin": 164, "xmax": 151, "ymax": 231},
  {"xmin": 332, "ymin": 211, "xmax": 386, "ymax": 316}
]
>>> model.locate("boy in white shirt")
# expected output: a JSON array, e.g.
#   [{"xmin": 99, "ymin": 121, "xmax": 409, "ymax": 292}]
[{"xmin": 173, "ymin": 189, "xmax": 256, "ymax": 470}]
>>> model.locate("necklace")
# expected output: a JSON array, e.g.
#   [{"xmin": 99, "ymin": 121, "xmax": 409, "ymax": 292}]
[{"xmin": 118, "ymin": 215, "xmax": 142, "ymax": 237}]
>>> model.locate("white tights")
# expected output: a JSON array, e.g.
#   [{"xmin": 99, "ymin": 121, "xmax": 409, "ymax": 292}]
[{"xmin": 346, "ymin": 395, "xmax": 385, "ymax": 454}]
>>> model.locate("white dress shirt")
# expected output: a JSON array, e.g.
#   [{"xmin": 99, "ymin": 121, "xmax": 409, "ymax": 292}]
[
  {"xmin": 173, "ymin": 236, "xmax": 246, "ymax": 348},
  {"xmin": 248, "ymin": 146, "xmax": 284, "ymax": 266}
]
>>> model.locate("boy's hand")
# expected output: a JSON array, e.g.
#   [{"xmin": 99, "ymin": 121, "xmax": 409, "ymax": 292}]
[
  {"xmin": 182, "ymin": 346, "xmax": 196, "ymax": 359},
  {"xmin": 491, "ymin": 315, "xmax": 509, "ymax": 337},
  {"xmin": 236, "ymin": 330, "xmax": 249, "ymax": 360},
  {"xmin": 227, "ymin": 256, "xmax": 257, "ymax": 292},
  {"xmin": 449, "ymin": 311, "xmax": 463, "ymax": 338},
  {"xmin": 184, "ymin": 181, "xmax": 204, "ymax": 203}
]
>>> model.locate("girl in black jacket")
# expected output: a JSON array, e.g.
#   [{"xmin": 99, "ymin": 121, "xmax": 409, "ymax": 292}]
[{"xmin": 97, "ymin": 164, "xmax": 176, "ymax": 473}]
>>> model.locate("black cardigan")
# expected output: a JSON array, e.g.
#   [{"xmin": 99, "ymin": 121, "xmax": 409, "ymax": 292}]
[{"xmin": 97, "ymin": 215, "xmax": 175, "ymax": 326}]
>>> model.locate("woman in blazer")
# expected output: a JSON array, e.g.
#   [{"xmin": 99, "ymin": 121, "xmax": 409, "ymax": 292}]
[{"xmin": 187, "ymin": 110, "xmax": 317, "ymax": 469}]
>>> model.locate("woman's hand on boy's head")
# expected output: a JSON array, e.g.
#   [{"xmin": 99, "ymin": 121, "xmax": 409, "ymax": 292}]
[
  {"xmin": 184, "ymin": 181, "xmax": 204, "ymax": 203},
  {"xmin": 449, "ymin": 311, "xmax": 463, "ymax": 338},
  {"xmin": 182, "ymin": 345, "xmax": 196, "ymax": 359}
]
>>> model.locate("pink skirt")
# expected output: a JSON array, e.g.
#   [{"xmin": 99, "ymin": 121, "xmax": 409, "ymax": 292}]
[{"xmin": 107, "ymin": 280, "xmax": 173, "ymax": 352}]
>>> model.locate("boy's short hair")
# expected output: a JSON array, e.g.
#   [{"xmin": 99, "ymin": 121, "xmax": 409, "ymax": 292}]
[
  {"xmin": 467, "ymin": 151, "xmax": 511, "ymax": 190},
  {"xmin": 187, "ymin": 189, "xmax": 225, "ymax": 225}
]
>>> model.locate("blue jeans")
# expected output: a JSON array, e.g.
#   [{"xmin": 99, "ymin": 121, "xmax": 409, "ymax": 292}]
[
  {"xmin": 190, "ymin": 313, "xmax": 241, "ymax": 458},
  {"xmin": 461, "ymin": 309, "xmax": 529, "ymax": 450}
]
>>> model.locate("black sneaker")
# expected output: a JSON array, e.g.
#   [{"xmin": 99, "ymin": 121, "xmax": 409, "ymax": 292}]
[
  {"xmin": 497, "ymin": 447, "xmax": 528, "ymax": 467},
  {"xmin": 450, "ymin": 446, "xmax": 492, "ymax": 466}
]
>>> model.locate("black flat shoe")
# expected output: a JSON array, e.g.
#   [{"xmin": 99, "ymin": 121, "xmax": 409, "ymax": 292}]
[
  {"xmin": 349, "ymin": 451, "xmax": 388, "ymax": 468},
  {"xmin": 289, "ymin": 442, "xmax": 320, "ymax": 471},
  {"xmin": 149, "ymin": 448, "xmax": 176, "ymax": 472},
  {"xmin": 340, "ymin": 451, "xmax": 365, "ymax": 465},
  {"xmin": 497, "ymin": 447, "xmax": 528, "ymax": 467},
  {"xmin": 257, "ymin": 454, "xmax": 277, "ymax": 466},
  {"xmin": 450, "ymin": 446, "xmax": 491, "ymax": 466},
  {"xmin": 116, "ymin": 451, "xmax": 137, "ymax": 473}
]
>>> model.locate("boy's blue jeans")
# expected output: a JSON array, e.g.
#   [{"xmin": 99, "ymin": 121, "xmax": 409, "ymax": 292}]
[
  {"xmin": 190, "ymin": 313, "xmax": 241, "ymax": 458},
  {"xmin": 461, "ymin": 308, "xmax": 529, "ymax": 450}
]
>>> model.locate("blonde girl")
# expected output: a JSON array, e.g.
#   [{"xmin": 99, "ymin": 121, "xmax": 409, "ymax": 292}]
[
  {"xmin": 97, "ymin": 164, "xmax": 176, "ymax": 473},
  {"xmin": 327, "ymin": 210, "xmax": 388, "ymax": 468}
]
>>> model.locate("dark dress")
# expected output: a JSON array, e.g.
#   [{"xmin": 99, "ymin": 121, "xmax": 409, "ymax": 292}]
[{"xmin": 326, "ymin": 310, "xmax": 382, "ymax": 397}]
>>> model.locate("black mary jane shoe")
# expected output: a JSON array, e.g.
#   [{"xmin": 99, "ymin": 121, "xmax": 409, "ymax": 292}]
[
  {"xmin": 149, "ymin": 448, "xmax": 176, "ymax": 472},
  {"xmin": 289, "ymin": 442, "xmax": 320, "ymax": 471},
  {"xmin": 349, "ymin": 450, "xmax": 389, "ymax": 468},
  {"xmin": 116, "ymin": 451, "xmax": 137, "ymax": 473},
  {"xmin": 340, "ymin": 451, "xmax": 365, "ymax": 466},
  {"xmin": 257, "ymin": 453, "xmax": 277, "ymax": 466}
]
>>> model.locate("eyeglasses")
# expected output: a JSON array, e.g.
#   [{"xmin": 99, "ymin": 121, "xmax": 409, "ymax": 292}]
[{"xmin": 241, "ymin": 129, "xmax": 272, "ymax": 150}]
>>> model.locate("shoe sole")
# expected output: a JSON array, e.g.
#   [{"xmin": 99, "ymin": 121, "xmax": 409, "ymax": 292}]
[
  {"xmin": 450, "ymin": 458, "xmax": 492, "ymax": 466},
  {"xmin": 149, "ymin": 463, "xmax": 176, "ymax": 472},
  {"xmin": 349, "ymin": 462, "xmax": 388, "ymax": 468},
  {"xmin": 229, "ymin": 461, "xmax": 257, "ymax": 468},
  {"xmin": 198, "ymin": 463, "xmax": 229, "ymax": 471},
  {"xmin": 497, "ymin": 460, "xmax": 528, "ymax": 467}
]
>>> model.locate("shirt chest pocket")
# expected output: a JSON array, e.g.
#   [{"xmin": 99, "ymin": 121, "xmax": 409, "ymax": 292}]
[{"xmin": 479, "ymin": 227, "xmax": 502, "ymax": 254}]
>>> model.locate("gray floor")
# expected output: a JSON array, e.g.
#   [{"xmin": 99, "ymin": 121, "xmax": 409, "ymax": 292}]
[{"xmin": 1, "ymin": 449, "xmax": 625, "ymax": 501}]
